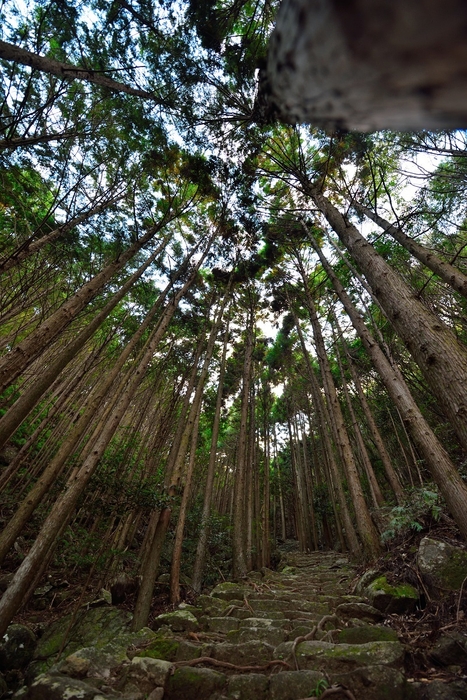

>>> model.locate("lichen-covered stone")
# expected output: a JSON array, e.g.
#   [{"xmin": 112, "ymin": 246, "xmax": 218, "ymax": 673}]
[
  {"xmin": 165, "ymin": 666, "xmax": 226, "ymax": 700},
  {"xmin": 430, "ymin": 631, "xmax": 467, "ymax": 667},
  {"xmin": 366, "ymin": 576, "xmax": 419, "ymax": 614},
  {"xmin": 152, "ymin": 610, "xmax": 199, "ymax": 632},
  {"xmin": 205, "ymin": 617, "xmax": 239, "ymax": 633},
  {"xmin": 210, "ymin": 582, "xmax": 249, "ymax": 600},
  {"xmin": 269, "ymin": 670, "xmax": 325, "ymax": 700},
  {"xmin": 135, "ymin": 638, "xmax": 180, "ymax": 662},
  {"xmin": 274, "ymin": 640, "xmax": 404, "ymax": 672},
  {"xmin": 338, "ymin": 625, "xmax": 399, "ymax": 645},
  {"xmin": 333, "ymin": 664, "xmax": 408, "ymax": 700},
  {"xmin": 54, "ymin": 641, "xmax": 129, "ymax": 679},
  {"xmin": 225, "ymin": 672, "xmax": 269, "ymax": 699},
  {"xmin": 335, "ymin": 602, "xmax": 385, "ymax": 623},
  {"xmin": 421, "ymin": 679, "xmax": 467, "ymax": 700},
  {"xmin": 12, "ymin": 672, "xmax": 123, "ymax": 699},
  {"xmin": 298, "ymin": 640, "xmax": 404, "ymax": 672},
  {"xmin": 227, "ymin": 624, "xmax": 286, "ymax": 646},
  {"xmin": 0, "ymin": 624, "xmax": 36, "ymax": 671},
  {"xmin": 196, "ymin": 595, "xmax": 228, "ymax": 616},
  {"xmin": 418, "ymin": 538, "xmax": 467, "ymax": 591},
  {"xmin": 354, "ymin": 569, "xmax": 381, "ymax": 595},
  {"xmin": 212, "ymin": 640, "xmax": 274, "ymax": 665},
  {"xmin": 34, "ymin": 608, "xmax": 132, "ymax": 661},
  {"xmin": 175, "ymin": 641, "xmax": 211, "ymax": 661},
  {"xmin": 128, "ymin": 656, "xmax": 173, "ymax": 689}
]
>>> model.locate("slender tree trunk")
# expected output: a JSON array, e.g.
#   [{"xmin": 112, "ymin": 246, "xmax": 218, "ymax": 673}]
[
  {"xmin": 170, "ymin": 407, "xmax": 201, "ymax": 605},
  {"xmin": 0, "ymin": 256, "xmax": 206, "ymax": 635},
  {"xmin": 0, "ymin": 195, "xmax": 123, "ymax": 274},
  {"xmin": 0, "ymin": 259, "xmax": 187, "ymax": 565},
  {"xmin": 0, "ymin": 211, "xmax": 179, "ymax": 394},
  {"xmin": 0, "ymin": 40, "xmax": 156, "ymax": 99},
  {"xmin": 333, "ymin": 330, "xmax": 385, "ymax": 507},
  {"xmin": 0, "ymin": 236, "xmax": 169, "ymax": 449},
  {"xmin": 295, "ymin": 260, "xmax": 381, "ymax": 559},
  {"xmin": 309, "ymin": 192, "xmax": 467, "ymax": 452},
  {"xmin": 305, "ymin": 224, "xmax": 467, "ymax": 539},
  {"xmin": 232, "ymin": 309, "xmax": 254, "ymax": 578},
  {"xmin": 293, "ymin": 311, "xmax": 358, "ymax": 555},
  {"xmin": 339, "ymin": 332, "xmax": 404, "ymax": 503},
  {"xmin": 353, "ymin": 201, "xmax": 467, "ymax": 300},
  {"xmin": 191, "ymin": 323, "xmax": 230, "ymax": 592}
]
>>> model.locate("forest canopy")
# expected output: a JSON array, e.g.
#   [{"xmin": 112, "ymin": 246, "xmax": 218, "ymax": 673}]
[{"xmin": 1, "ymin": 0, "xmax": 467, "ymax": 635}]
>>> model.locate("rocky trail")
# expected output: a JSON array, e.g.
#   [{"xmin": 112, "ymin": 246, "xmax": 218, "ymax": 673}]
[{"xmin": 2, "ymin": 543, "xmax": 467, "ymax": 700}]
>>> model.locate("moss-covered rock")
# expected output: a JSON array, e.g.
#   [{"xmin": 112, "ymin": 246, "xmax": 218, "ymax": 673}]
[
  {"xmin": 338, "ymin": 625, "xmax": 399, "ymax": 644},
  {"xmin": 335, "ymin": 601, "xmax": 385, "ymax": 623},
  {"xmin": 212, "ymin": 640, "xmax": 274, "ymax": 664},
  {"xmin": 274, "ymin": 640, "xmax": 404, "ymax": 672},
  {"xmin": 165, "ymin": 666, "xmax": 226, "ymax": 700},
  {"xmin": 226, "ymin": 672, "xmax": 269, "ymax": 699},
  {"xmin": 418, "ymin": 537, "xmax": 467, "ymax": 591},
  {"xmin": 0, "ymin": 625, "xmax": 36, "ymax": 671},
  {"xmin": 152, "ymin": 610, "xmax": 199, "ymax": 632},
  {"xmin": 366, "ymin": 576, "xmax": 419, "ymax": 614},
  {"xmin": 333, "ymin": 664, "xmax": 408, "ymax": 700},
  {"xmin": 135, "ymin": 638, "xmax": 180, "ymax": 662},
  {"xmin": 33, "ymin": 608, "xmax": 132, "ymax": 662},
  {"xmin": 210, "ymin": 582, "xmax": 249, "ymax": 601},
  {"xmin": 268, "ymin": 670, "xmax": 325, "ymax": 700}
]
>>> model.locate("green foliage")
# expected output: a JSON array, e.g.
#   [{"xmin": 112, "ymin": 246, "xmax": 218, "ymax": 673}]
[
  {"xmin": 381, "ymin": 486, "xmax": 442, "ymax": 542},
  {"xmin": 308, "ymin": 678, "xmax": 329, "ymax": 699}
]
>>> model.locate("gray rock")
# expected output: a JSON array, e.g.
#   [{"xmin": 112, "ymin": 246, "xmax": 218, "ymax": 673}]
[
  {"xmin": 418, "ymin": 538, "xmax": 467, "ymax": 591},
  {"xmin": 152, "ymin": 610, "xmax": 199, "ymax": 632},
  {"xmin": 210, "ymin": 583, "xmax": 249, "ymax": 601},
  {"xmin": 205, "ymin": 617, "xmax": 239, "ymax": 633},
  {"xmin": 422, "ymin": 680, "xmax": 467, "ymax": 700},
  {"xmin": 354, "ymin": 569, "xmax": 382, "ymax": 595},
  {"xmin": 226, "ymin": 625, "xmax": 286, "ymax": 646},
  {"xmin": 274, "ymin": 640, "xmax": 404, "ymax": 672},
  {"xmin": 365, "ymin": 576, "xmax": 419, "ymax": 614},
  {"xmin": 0, "ymin": 624, "xmax": 36, "ymax": 671},
  {"xmin": 335, "ymin": 602, "xmax": 385, "ymax": 623},
  {"xmin": 212, "ymin": 641, "xmax": 274, "ymax": 665},
  {"xmin": 269, "ymin": 670, "xmax": 325, "ymax": 700},
  {"xmin": 54, "ymin": 643, "xmax": 129, "ymax": 679},
  {"xmin": 338, "ymin": 625, "xmax": 399, "ymax": 644},
  {"xmin": 225, "ymin": 673, "xmax": 269, "ymax": 699},
  {"xmin": 34, "ymin": 608, "xmax": 132, "ymax": 661},
  {"xmin": 333, "ymin": 664, "xmax": 408, "ymax": 700},
  {"xmin": 430, "ymin": 631, "xmax": 467, "ymax": 667},
  {"xmin": 125, "ymin": 657, "xmax": 173, "ymax": 692},
  {"xmin": 165, "ymin": 666, "xmax": 226, "ymax": 700},
  {"xmin": 175, "ymin": 641, "xmax": 210, "ymax": 661},
  {"xmin": 12, "ymin": 672, "xmax": 122, "ymax": 699}
]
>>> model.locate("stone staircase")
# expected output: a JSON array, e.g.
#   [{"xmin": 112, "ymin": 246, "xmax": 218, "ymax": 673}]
[
  {"xmin": 133, "ymin": 550, "xmax": 407, "ymax": 700},
  {"xmin": 13, "ymin": 550, "xmax": 429, "ymax": 699}
]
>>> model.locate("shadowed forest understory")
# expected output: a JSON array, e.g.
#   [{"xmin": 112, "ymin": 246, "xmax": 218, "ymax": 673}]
[{"xmin": 2, "ymin": 2, "xmax": 467, "ymax": 696}]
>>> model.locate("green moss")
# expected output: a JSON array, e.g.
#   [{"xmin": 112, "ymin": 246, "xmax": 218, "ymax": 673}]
[
  {"xmin": 370, "ymin": 576, "xmax": 418, "ymax": 599},
  {"xmin": 338, "ymin": 626, "xmax": 399, "ymax": 644},
  {"xmin": 167, "ymin": 666, "xmax": 226, "ymax": 700},
  {"xmin": 135, "ymin": 639, "xmax": 180, "ymax": 661},
  {"xmin": 439, "ymin": 551, "xmax": 467, "ymax": 589}
]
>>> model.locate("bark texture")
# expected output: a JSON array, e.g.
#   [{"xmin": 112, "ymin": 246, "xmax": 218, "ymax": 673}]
[{"xmin": 257, "ymin": 0, "xmax": 467, "ymax": 130}]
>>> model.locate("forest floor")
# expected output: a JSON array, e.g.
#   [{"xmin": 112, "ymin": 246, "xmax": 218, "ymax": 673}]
[{"xmin": 4, "ymin": 523, "xmax": 467, "ymax": 698}]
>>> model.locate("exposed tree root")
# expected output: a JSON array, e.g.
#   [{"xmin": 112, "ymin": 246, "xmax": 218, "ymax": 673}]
[
  {"xmin": 290, "ymin": 614, "xmax": 340, "ymax": 670},
  {"xmin": 172, "ymin": 656, "xmax": 292, "ymax": 672}
]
